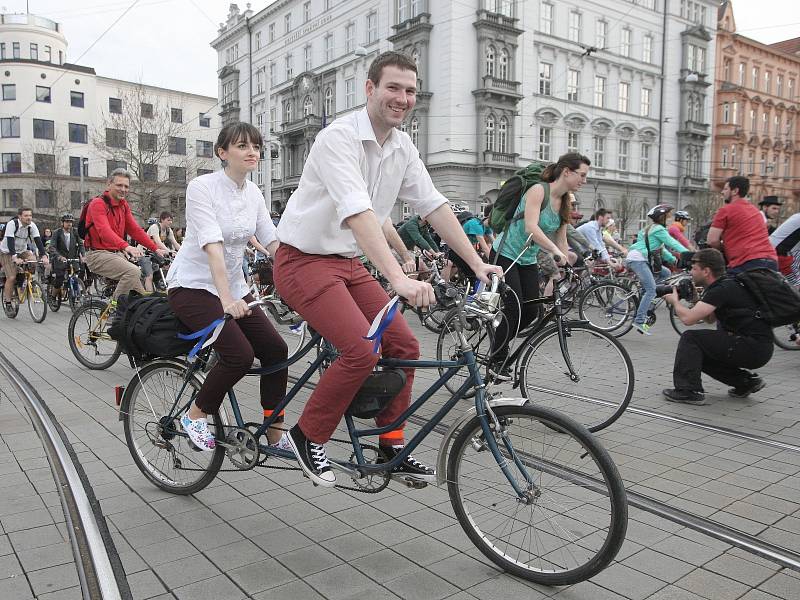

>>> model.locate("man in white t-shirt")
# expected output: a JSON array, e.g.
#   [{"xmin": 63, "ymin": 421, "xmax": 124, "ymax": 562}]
[
  {"xmin": 140, "ymin": 211, "xmax": 178, "ymax": 291},
  {"xmin": 274, "ymin": 51, "xmax": 502, "ymax": 487},
  {"xmin": 1, "ymin": 207, "xmax": 49, "ymax": 312}
]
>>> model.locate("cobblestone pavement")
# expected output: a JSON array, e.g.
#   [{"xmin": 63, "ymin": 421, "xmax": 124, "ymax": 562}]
[{"xmin": 1, "ymin": 302, "xmax": 799, "ymax": 600}]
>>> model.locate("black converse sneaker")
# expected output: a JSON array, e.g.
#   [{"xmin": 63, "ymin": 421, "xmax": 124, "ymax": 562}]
[
  {"xmin": 728, "ymin": 375, "xmax": 766, "ymax": 398},
  {"xmin": 378, "ymin": 445, "xmax": 435, "ymax": 478},
  {"xmin": 284, "ymin": 425, "xmax": 336, "ymax": 487}
]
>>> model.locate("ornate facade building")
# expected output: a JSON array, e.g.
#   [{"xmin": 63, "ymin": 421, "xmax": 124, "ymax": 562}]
[
  {"xmin": 711, "ymin": 1, "xmax": 799, "ymax": 212},
  {"xmin": 213, "ymin": 0, "xmax": 717, "ymax": 233}
]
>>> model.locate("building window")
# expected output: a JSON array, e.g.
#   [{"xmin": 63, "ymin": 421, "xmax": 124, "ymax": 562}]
[
  {"xmin": 593, "ymin": 76, "xmax": 605, "ymax": 107},
  {"xmin": 270, "ymin": 107, "xmax": 277, "ymax": 132},
  {"xmin": 256, "ymin": 68, "xmax": 265, "ymax": 94},
  {"xmin": 750, "ymin": 109, "xmax": 757, "ymax": 132},
  {"xmin": 168, "ymin": 136, "xmax": 186, "ymax": 155},
  {"xmin": 486, "ymin": 45, "xmax": 496, "ymax": 77},
  {"xmin": 498, "ymin": 116, "xmax": 508, "ymax": 153},
  {"xmin": 0, "ymin": 43, "xmax": 5, "ymax": 60},
  {"xmin": 618, "ymin": 82, "xmax": 629, "ymax": 112},
  {"xmin": 34, "ymin": 153, "xmax": 55, "ymax": 174},
  {"xmin": 567, "ymin": 70, "xmax": 580, "ymax": 102},
  {"xmin": 44, "ymin": 45, "xmax": 51, "ymax": 62},
  {"xmin": 12, "ymin": 42, "xmax": 20, "ymax": 59},
  {"xmin": 777, "ymin": 75, "xmax": 784, "ymax": 97},
  {"xmin": 109, "ymin": 97, "xmax": 122, "ymax": 114},
  {"xmin": 738, "ymin": 62, "xmax": 745, "ymax": 85},
  {"xmin": 751, "ymin": 66, "xmax": 759, "ymax": 89},
  {"xmin": 69, "ymin": 156, "xmax": 85, "ymax": 177},
  {"xmin": 304, "ymin": 1, "xmax": 311, "ymax": 22},
  {"xmin": 775, "ymin": 114, "xmax": 781, "ymax": 137},
  {"xmin": 225, "ymin": 44, "xmax": 239, "ymax": 64},
  {"xmin": 304, "ymin": 45, "xmax": 312, "ymax": 71},
  {"xmin": 303, "ymin": 95, "xmax": 313, "ymax": 116},
  {"xmin": 410, "ymin": 116, "xmax": 419, "ymax": 147},
  {"xmin": 142, "ymin": 164, "xmax": 158, "ymax": 182},
  {"xmin": 621, "ymin": 28, "xmax": 631, "ymax": 58},
  {"xmin": 485, "ymin": 114, "xmax": 495, "ymax": 151},
  {"xmin": 268, "ymin": 23, "xmax": 275, "ymax": 43},
  {"xmin": 255, "ymin": 31, "xmax": 261, "ymax": 50},
  {"xmin": 36, "ymin": 86, "xmax": 51, "ymax": 103},
  {"xmin": 70, "ymin": 91, "xmax": 84, "ymax": 108},
  {"xmin": 722, "ymin": 58, "xmax": 731, "ymax": 82},
  {"xmin": 2, "ymin": 189, "xmax": 23, "ymax": 209},
  {"xmin": 33, "ymin": 118, "xmax": 55, "ymax": 140},
  {"xmin": 640, "ymin": 88, "xmax": 651, "ymax": 117},
  {"xmin": 141, "ymin": 102, "xmax": 154, "ymax": 118},
  {"xmin": 70, "ymin": 191, "xmax": 88, "ymax": 209},
  {"xmin": 731, "ymin": 101, "xmax": 738, "ymax": 124},
  {"xmin": 618, "ymin": 140, "xmax": 629, "ymax": 171},
  {"xmin": 640, "ymin": 143, "xmax": 651, "ymax": 174},
  {"xmin": 596, "ymin": 20, "xmax": 607, "ymax": 48},
  {"xmin": 30, "ymin": 43, "xmax": 38, "ymax": 60},
  {"xmin": 106, "ymin": 160, "xmax": 127, "ymax": 176},
  {"xmin": 222, "ymin": 81, "xmax": 235, "ymax": 105},
  {"xmin": 269, "ymin": 62, "xmax": 276, "ymax": 87},
  {"xmin": 171, "ymin": 108, "xmax": 183, "ymax": 123},
  {"xmin": 764, "ymin": 71, "xmax": 771, "ymax": 94},
  {"xmin": 324, "ymin": 86, "xmax": 334, "ymax": 117},
  {"xmin": 2, "ymin": 153, "xmax": 22, "ymax": 174},
  {"xmin": 397, "ymin": 0, "xmax": 407, "ymax": 23},
  {"xmin": 68, "ymin": 123, "xmax": 88, "ymax": 144},
  {"xmin": 285, "ymin": 12, "xmax": 292, "ymax": 33},
  {"xmin": 106, "ymin": 128, "xmax": 126, "ymax": 148},
  {"xmin": 367, "ymin": 12, "xmax": 378, "ymax": 43},
  {"xmin": 540, "ymin": 2, "xmax": 553, "ymax": 35},
  {"xmin": 2, "ymin": 84, "xmax": 15, "ymax": 100},
  {"xmin": 722, "ymin": 103, "xmax": 730, "ymax": 124},
  {"xmin": 762, "ymin": 111, "xmax": 769, "ymax": 134},
  {"xmin": 35, "ymin": 189, "xmax": 54, "ymax": 209},
  {"xmin": 538, "ymin": 62, "xmax": 552, "ymax": 96},
  {"xmin": 169, "ymin": 166, "xmax": 187, "ymax": 184},
  {"xmin": 196, "ymin": 140, "xmax": 213, "ymax": 158},
  {"xmin": 790, "ymin": 79, "xmax": 796, "ymax": 102},
  {"xmin": 643, "ymin": 35, "xmax": 653, "ymax": 63},
  {"xmin": 139, "ymin": 132, "xmax": 157, "ymax": 151},
  {"xmin": 345, "ymin": 77, "xmax": 355, "ymax": 108},
  {"xmin": 593, "ymin": 136, "xmax": 605, "ymax": 168},
  {"xmin": 569, "ymin": 11, "xmax": 581, "ymax": 43},
  {"xmin": 538, "ymin": 127, "xmax": 551, "ymax": 161},
  {"xmin": 498, "ymin": 48, "xmax": 509, "ymax": 80},
  {"xmin": 345, "ymin": 23, "xmax": 355, "ymax": 53},
  {"xmin": 285, "ymin": 100, "xmax": 293, "ymax": 123},
  {"xmin": 721, "ymin": 146, "xmax": 729, "ymax": 168},
  {"xmin": 1, "ymin": 117, "xmax": 20, "ymax": 138},
  {"xmin": 687, "ymin": 44, "xmax": 705, "ymax": 73},
  {"xmin": 731, "ymin": 145, "xmax": 737, "ymax": 169},
  {"xmin": 324, "ymin": 34, "xmax": 334, "ymax": 62},
  {"xmin": 285, "ymin": 53, "xmax": 293, "ymax": 80},
  {"xmin": 411, "ymin": 0, "xmax": 421, "ymax": 17},
  {"xmin": 567, "ymin": 131, "xmax": 579, "ymax": 153}
]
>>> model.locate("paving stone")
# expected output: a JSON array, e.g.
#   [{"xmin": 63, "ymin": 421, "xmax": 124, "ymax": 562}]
[
  {"xmin": 758, "ymin": 572, "xmax": 800, "ymax": 600},
  {"xmin": 276, "ymin": 543, "xmax": 343, "ymax": 577},
  {"xmin": 126, "ymin": 569, "xmax": 168, "ymax": 600},
  {"xmin": 320, "ymin": 530, "xmax": 388, "ymax": 562},
  {"xmin": 27, "ymin": 562, "xmax": 80, "ymax": 597},
  {"xmin": 37, "ymin": 587, "xmax": 84, "ymax": 600},
  {"xmin": 703, "ymin": 554, "xmax": 778, "ymax": 587},
  {"xmin": 0, "ymin": 553, "xmax": 23, "ymax": 578},
  {"xmin": 253, "ymin": 579, "xmax": 325, "ymax": 600},
  {"xmin": 172, "ymin": 574, "xmax": 247, "ymax": 600},
  {"xmin": 0, "ymin": 574, "xmax": 35, "ymax": 599},
  {"xmin": 349, "ymin": 548, "xmax": 419, "ymax": 584},
  {"xmin": 591, "ymin": 563, "xmax": 667, "ymax": 600},
  {"xmin": 16, "ymin": 542, "xmax": 74, "ymax": 572},
  {"xmin": 227, "ymin": 558, "xmax": 303, "ymax": 595},
  {"xmin": 623, "ymin": 548, "xmax": 695, "ymax": 583},
  {"xmin": 384, "ymin": 568, "xmax": 460, "ymax": 600},
  {"xmin": 152, "ymin": 554, "xmax": 220, "ymax": 590},
  {"xmin": 674, "ymin": 568, "xmax": 750, "ymax": 600}
]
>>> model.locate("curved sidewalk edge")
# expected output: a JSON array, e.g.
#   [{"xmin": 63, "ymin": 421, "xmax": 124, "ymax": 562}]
[{"xmin": 0, "ymin": 349, "xmax": 131, "ymax": 600}]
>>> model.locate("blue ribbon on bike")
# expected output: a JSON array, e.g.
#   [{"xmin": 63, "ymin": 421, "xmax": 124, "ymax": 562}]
[
  {"xmin": 364, "ymin": 296, "xmax": 400, "ymax": 354},
  {"xmin": 178, "ymin": 317, "xmax": 226, "ymax": 359}
]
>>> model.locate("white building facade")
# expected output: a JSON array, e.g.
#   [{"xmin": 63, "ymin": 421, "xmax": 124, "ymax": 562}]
[
  {"xmin": 212, "ymin": 0, "xmax": 716, "ymax": 230},
  {"xmin": 1, "ymin": 13, "xmax": 220, "ymax": 227}
]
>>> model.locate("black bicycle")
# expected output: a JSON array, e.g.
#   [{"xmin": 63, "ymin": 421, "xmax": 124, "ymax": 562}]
[
  {"xmin": 46, "ymin": 258, "xmax": 87, "ymax": 313},
  {"xmin": 119, "ymin": 280, "xmax": 628, "ymax": 585}
]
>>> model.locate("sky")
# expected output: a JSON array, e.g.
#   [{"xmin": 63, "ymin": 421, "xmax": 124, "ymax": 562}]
[{"xmin": 3, "ymin": 0, "xmax": 799, "ymax": 99}]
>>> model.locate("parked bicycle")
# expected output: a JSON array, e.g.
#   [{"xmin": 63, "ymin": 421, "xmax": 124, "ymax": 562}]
[
  {"xmin": 46, "ymin": 258, "xmax": 87, "ymax": 313},
  {"xmin": 119, "ymin": 281, "xmax": 628, "ymax": 585},
  {"xmin": 1, "ymin": 260, "xmax": 47, "ymax": 322}
]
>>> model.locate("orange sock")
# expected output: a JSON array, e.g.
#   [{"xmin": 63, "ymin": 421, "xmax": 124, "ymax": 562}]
[{"xmin": 379, "ymin": 428, "xmax": 404, "ymax": 447}]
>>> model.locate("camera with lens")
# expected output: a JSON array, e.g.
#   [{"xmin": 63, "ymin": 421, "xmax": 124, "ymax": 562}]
[{"xmin": 655, "ymin": 277, "xmax": 695, "ymax": 301}]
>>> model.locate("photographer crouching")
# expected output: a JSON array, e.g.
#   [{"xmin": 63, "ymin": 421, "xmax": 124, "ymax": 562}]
[{"xmin": 662, "ymin": 248, "xmax": 773, "ymax": 405}]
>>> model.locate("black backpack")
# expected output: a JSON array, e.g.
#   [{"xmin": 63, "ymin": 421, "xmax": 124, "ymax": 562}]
[
  {"xmin": 77, "ymin": 195, "xmax": 111, "ymax": 239},
  {"xmin": 108, "ymin": 292, "xmax": 194, "ymax": 363},
  {"xmin": 489, "ymin": 162, "xmax": 547, "ymax": 233},
  {"xmin": 731, "ymin": 268, "xmax": 800, "ymax": 326}
]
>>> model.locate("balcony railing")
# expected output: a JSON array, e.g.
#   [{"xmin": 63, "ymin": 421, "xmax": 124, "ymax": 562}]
[{"xmin": 482, "ymin": 150, "xmax": 517, "ymax": 165}]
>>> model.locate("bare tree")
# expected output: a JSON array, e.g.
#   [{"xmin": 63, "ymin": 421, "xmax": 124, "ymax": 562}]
[
  {"xmin": 24, "ymin": 131, "xmax": 71, "ymax": 223},
  {"xmin": 91, "ymin": 83, "xmax": 204, "ymax": 219},
  {"xmin": 685, "ymin": 189, "xmax": 722, "ymax": 227},
  {"xmin": 613, "ymin": 191, "xmax": 636, "ymax": 240}
]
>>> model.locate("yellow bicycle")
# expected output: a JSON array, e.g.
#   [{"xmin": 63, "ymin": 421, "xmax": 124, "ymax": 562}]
[
  {"xmin": 68, "ymin": 296, "xmax": 121, "ymax": 369},
  {"xmin": 2, "ymin": 260, "xmax": 47, "ymax": 322}
]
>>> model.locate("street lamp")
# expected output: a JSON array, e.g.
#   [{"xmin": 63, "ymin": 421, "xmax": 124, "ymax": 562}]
[{"xmin": 79, "ymin": 157, "xmax": 89, "ymax": 204}]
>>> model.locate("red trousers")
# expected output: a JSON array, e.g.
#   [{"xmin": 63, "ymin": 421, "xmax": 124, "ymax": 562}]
[{"xmin": 274, "ymin": 245, "xmax": 419, "ymax": 444}]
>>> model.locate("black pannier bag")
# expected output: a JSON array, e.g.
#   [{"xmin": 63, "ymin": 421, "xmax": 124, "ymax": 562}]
[
  {"xmin": 732, "ymin": 268, "xmax": 800, "ymax": 326},
  {"xmin": 346, "ymin": 369, "xmax": 407, "ymax": 419},
  {"xmin": 108, "ymin": 292, "xmax": 194, "ymax": 362}
]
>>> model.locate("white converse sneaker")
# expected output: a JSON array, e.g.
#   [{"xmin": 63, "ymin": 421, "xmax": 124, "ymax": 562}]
[{"xmin": 180, "ymin": 415, "xmax": 216, "ymax": 451}]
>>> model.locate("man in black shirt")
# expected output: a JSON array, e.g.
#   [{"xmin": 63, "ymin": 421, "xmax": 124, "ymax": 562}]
[
  {"xmin": 662, "ymin": 248, "xmax": 774, "ymax": 405},
  {"xmin": 49, "ymin": 214, "xmax": 83, "ymax": 297}
]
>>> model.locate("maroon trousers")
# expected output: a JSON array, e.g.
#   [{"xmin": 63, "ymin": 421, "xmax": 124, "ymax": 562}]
[
  {"xmin": 274, "ymin": 245, "xmax": 420, "ymax": 444},
  {"xmin": 168, "ymin": 287, "xmax": 288, "ymax": 415}
]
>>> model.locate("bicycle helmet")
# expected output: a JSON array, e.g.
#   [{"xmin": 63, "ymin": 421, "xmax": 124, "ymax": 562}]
[
  {"xmin": 146, "ymin": 217, "xmax": 158, "ymax": 226},
  {"xmin": 674, "ymin": 210, "xmax": 691, "ymax": 221},
  {"xmin": 61, "ymin": 213, "xmax": 75, "ymax": 222},
  {"xmin": 647, "ymin": 204, "xmax": 673, "ymax": 221}
]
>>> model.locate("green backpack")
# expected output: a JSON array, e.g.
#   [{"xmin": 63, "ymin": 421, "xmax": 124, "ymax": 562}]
[{"xmin": 489, "ymin": 162, "xmax": 547, "ymax": 233}]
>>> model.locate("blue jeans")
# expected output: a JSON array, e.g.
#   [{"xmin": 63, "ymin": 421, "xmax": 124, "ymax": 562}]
[
  {"xmin": 727, "ymin": 258, "xmax": 778, "ymax": 275},
  {"xmin": 627, "ymin": 260, "xmax": 670, "ymax": 325}
]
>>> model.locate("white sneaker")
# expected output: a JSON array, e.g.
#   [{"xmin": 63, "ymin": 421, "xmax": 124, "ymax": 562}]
[{"xmin": 181, "ymin": 415, "xmax": 216, "ymax": 451}]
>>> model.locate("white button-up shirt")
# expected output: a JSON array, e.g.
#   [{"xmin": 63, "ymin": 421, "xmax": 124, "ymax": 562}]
[
  {"xmin": 277, "ymin": 108, "xmax": 447, "ymax": 257},
  {"xmin": 166, "ymin": 170, "xmax": 276, "ymax": 299},
  {"xmin": 575, "ymin": 220, "xmax": 610, "ymax": 260}
]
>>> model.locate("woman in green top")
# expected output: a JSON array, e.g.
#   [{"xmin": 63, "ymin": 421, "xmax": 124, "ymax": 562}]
[{"xmin": 489, "ymin": 152, "xmax": 591, "ymax": 375}]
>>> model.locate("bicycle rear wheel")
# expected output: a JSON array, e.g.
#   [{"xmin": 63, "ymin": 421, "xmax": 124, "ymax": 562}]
[
  {"xmin": 668, "ymin": 299, "xmax": 716, "ymax": 335},
  {"xmin": 578, "ymin": 282, "xmax": 636, "ymax": 337},
  {"xmin": 27, "ymin": 282, "xmax": 47, "ymax": 323},
  {"xmin": 447, "ymin": 404, "xmax": 627, "ymax": 585},
  {"xmin": 68, "ymin": 300, "xmax": 121, "ymax": 369},
  {"xmin": 773, "ymin": 323, "xmax": 800, "ymax": 351},
  {"xmin": 46, "ymin": 283, "xmax": 62, "ymax": 312},
  {"xmin": 122, "ymin": 361, "xmax": 225, "ymax": 494},
  {"xmin": 519, "ymin": 323, "xmax": 633, "ymax": 432},
  {"xmin": 436, "ymin": 307, "xmax": 494, "ymax": 398}
]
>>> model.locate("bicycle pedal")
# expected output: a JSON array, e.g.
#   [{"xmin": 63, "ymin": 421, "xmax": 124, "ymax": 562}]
[{"xmin": 390, "ymin": 473, "xmax": 433, "ymax": 488}]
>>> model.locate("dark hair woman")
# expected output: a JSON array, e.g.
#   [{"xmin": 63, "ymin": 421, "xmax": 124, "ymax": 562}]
[
  {"xmin": 488, "ymin": 152, "xmax": 591, "ymax": 377},
  {"xmin": 166, "ymin": 122, "xmax": 289, "ymax": 451}
]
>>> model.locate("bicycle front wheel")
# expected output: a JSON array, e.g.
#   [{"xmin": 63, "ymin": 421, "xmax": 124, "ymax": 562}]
[
  {"xmin": 68, "ymin": 300, "xmax": 121, "ymax": 369},
  {"xmin": 578, "ymin": 282, "xmax": 636, "ymax": 337},
  {"xmin": 68, "ymin": 277, "xmax": 86, "ymax": 313},
  {"xmin": 27, "ymin": 282, "xmax": 47, "ymax": 323},
  {"xmin": 447, "ymin": 404, "xmax": 627, "ymax": 585},
  {"xmin": 122, "ymin": 361, "xmax": 225, "ymax": 494},
  {"xmin": 46, "ymin": 283, "xmax": 62, "ymax": 312},
  {"xmin": 519, "ymin": 323, "xmax": 634, "ymax": 432}
]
